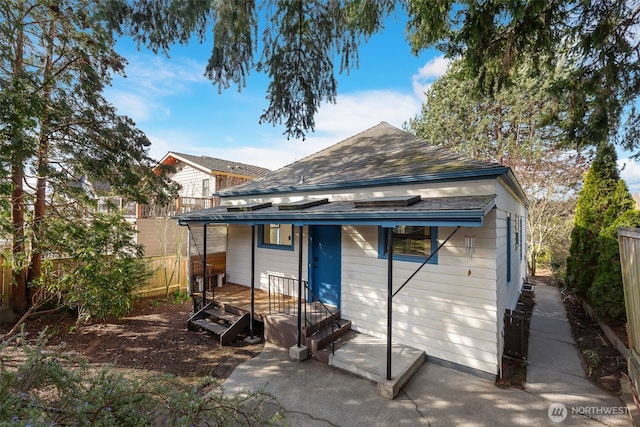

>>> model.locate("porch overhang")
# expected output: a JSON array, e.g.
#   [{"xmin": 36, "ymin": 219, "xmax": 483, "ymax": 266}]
[{"xmin": 175, "ymin": 194, "xmax": 496, "ymax": 228}]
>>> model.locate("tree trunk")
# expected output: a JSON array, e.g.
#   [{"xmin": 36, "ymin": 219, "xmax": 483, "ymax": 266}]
[
  {"xmin": 9, "ymin": 1, "xmax": 28, "ymax": 314},
  {"xmin": 27, "ymin": 17, "xmax": 55, "ymax": 289},
  {"xmin": 10, "ymin": 163, "xmax": 28, "ymax": 314}
]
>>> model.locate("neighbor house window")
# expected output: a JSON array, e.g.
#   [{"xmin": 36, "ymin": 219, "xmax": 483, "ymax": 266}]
[
  {"xmin": 258, "ymin": 224, "xmax": 294, "ymax": 250},
  {"xmin": 202, "ymin": 179, "xmax": 210, "ymax": 197},
  {"xmin": 378, "ymin": 226, "xmax": 438, "ymax": 264}
]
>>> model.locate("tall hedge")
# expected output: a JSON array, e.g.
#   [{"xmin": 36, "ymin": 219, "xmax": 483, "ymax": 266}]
[
  {"xmin": 566, "ymin": 143, "xmax": 637, "ymax": 322},
  {"xmin": 589, "ymin": 210, "xmax": 640, "ymax": 321}
]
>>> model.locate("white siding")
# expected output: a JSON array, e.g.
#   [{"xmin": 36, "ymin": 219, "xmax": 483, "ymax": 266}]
[
  {"xmin": 226, "ymin": 224, "xmax": 309, "ymax": 291},
  {"xmin": 188, "ymin": 224, "xmax": 227, "ymax": 256},
  {"xmin": 342, "ymin": 218, "xmax": 500, "ymax": 375},
  {"xmin": 221, "ymin": 179, "xmax": 498, "ymax": 206},
  {"xmin": 171, "ymin": 163, "xmax": 215, "ymax": 198},
  {"xmin": 227, "ymin": 224, "xmax": 252, "ymax": 286},
  {"xmin": 218, "ymin": 176, "xmax": 527, "ymax": 377},
  {"xmin": 494, "ymin": 180, "xmax": 529, "ymax": 369}
]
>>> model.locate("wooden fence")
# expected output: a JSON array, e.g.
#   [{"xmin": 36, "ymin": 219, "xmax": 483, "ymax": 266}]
[
  {"xmin": 0, "ymin": 254, "xmax": 10, "ymax": 308},
  {"xmin": 0, "ymin": 254, "xmax": 189, "ymax": 306},
  {"xmin": 618, "ymin": 227, "xmax": 640, "ymax": 400},
  {"xmin": 503, "ymin": 309, "xmax": 528, "ymax": 359},
  {"xmin": 137, "ymin": 255, "xmax": 188, "ymax": 297}
]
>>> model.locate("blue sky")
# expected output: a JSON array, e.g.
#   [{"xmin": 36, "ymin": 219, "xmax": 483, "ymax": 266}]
[{"xmin": 104, "ymin": 14, "xmax": 640, "ymax": 194}]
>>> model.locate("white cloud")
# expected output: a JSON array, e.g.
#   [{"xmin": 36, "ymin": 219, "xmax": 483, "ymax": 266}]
[
  {"xmin": 106, "ymin": 91, "xmax": 165, "ymax": 123},
  {"xmin": 143, "ymin": 87, "xmax": 426, "ymax": 171},
  {"xmin": 105, "ymin": 53, "xmax": 208, "ymax": 124},
  {"xmin": 618, "ymin": 157, "xmax": 640, "ymax": 194},
  {"xmin": 315, "ymin": 90, "xmax": 421, "ymax": 134},
  {"xmin": 412, "ymin": 56, "xmax": 450, "ymax": 100}
]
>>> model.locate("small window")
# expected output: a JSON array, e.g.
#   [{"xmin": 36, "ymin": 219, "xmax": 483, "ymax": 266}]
[
  {"xmin": 379, "ymin": 226, "xmax": 438, "ymax": 264},
  {"xmin": 258, "ymin": 224, "xmax": 294, "ymax": 250},
  {"xmin": 202, "ymin": 179, "xmax": 210, "ymax": 197}
]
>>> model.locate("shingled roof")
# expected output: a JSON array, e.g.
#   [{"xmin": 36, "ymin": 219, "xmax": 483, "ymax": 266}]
[
  {"xmin": 158, "ymin": 152, "xmax": 271, "ymax": 178},
  {"xmin": 219, "ymin": 122, "xmax": 515, "ymax": 197}
]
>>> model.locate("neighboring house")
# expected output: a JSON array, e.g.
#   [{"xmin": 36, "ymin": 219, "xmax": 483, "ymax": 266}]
[
  {"xmin": 95, "ymin": 152, "xmax": 270, "ymax": 257},
  {"xmin": 176, "ymin": 122, "xmax": 528, "ymax": 379},
  {"xmin": 155, "ymin": 152, "xmax": 271, "ymax": 215},
  {"xmin": 137, "ymin": 152, "xmax": 271, "ymax": 257}
]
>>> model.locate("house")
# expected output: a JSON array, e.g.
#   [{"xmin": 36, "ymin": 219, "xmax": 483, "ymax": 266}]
[
  {"xmin": 95, "ymin": 152, "xmax": 270, "ymax": 257},
  {"xmin": 136, "ymin": 152, "xmax": 271, "ymax": 257},
  {"xmin": 176, "ymin": 122, "xmax": 528, "ymax": 384}
]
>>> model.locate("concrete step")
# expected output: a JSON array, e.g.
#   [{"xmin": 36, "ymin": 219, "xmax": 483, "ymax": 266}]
[{"xmin": 329, "ymin": 334, "xmax": 426, "ymax": 399}]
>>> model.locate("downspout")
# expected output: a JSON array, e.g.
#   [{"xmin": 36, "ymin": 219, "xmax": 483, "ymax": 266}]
[
  {"xmin": 297, "ymin": 225, "xmax": 303, "ymax": 347},
  {"xmin": 186, "ymin": 224, "xmax": 192, "ymax": 295},
  {"xmin": 250, "ymin": 225, "xmax": 256, "ymax": 339},
  {"xmin": 202, "ymin": 224, "xmax": 207, "ymax": 306},
  {"xmin": 386, "ymin": 227, "xmax": 394, "ymax": 381},
  {"xmin": 185, "ymin": 222, "xmax": 198, "ymax": 312}
]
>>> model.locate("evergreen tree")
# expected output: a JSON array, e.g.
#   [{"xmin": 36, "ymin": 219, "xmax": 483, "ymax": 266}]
[
  {"xmin": 589, "ymin": 200, "xmax": 640, "ymax": 322},
  {"xmin": 0, "ymin": 0, "xmax": 175, "ymax": 314},
  {"xmin": 408, "ymin": 60, "xmax": 587, "ymax": 275},
  {"xmin": 102, "ymin": 0, "xmax": 640, "ymax": 156},
  {"xmin": 566, "ymin": 143, "xmax": 634, "ymax": 304}
]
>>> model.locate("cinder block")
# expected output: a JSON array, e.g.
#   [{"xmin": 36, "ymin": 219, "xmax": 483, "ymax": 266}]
[{"xmin": 289, "ymin": 345, "xmax": 308, "ymax": 362}]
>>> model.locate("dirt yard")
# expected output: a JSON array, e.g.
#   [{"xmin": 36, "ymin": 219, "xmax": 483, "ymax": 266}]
[
  {"xmin": 562, "ymin": 292, "xmax": 629, "ymax": 394},
  {"xmin": 0, "ymin": 298, "xmax": 264, "ymax": 381},
  {"xmin": 0, "ymin": 274, "xmax": 629, "ymax": 395}
]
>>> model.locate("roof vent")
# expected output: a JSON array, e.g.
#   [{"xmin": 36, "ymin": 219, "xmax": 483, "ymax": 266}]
[
  {"xmin": 354, "ymin": 195, "xmax": 421, "ymax": 208},
  {"xmin": 278, "ymin": 199, "xmax": 329, "ymax": 210},
  {"xmin": 226, "ymin": 202, "xmax": 272, "ymax": 212}
]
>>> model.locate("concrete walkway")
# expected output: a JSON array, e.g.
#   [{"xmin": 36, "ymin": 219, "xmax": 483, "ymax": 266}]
[
  {"xmin": 526, "ymin": 279, "xmax": 630, "ymax": 425},
  {"xmin": 222, "ymin": 281, "xmax": 632, "ymax": 426}
]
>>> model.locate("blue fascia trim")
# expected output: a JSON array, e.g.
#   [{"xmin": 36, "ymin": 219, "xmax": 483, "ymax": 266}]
[
  {"xmin": 218, "ymin": 168, "xmax": 510, "ymax": 197},
  {"xmin": 178, "ymin": 216, "xmax": 486, "ymax": 228},
  {"xmin": 177, "ymin": 210, "xmax": 488, "ymax": 224},
  {"xmin": 175, "ymin": 200, "xmax": 497, "ymax": 228}
]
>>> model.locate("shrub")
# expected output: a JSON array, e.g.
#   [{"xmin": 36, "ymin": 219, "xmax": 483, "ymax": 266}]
[
  {"xmin": 0, "ymin": 333, "xmax": 286, "ymax": 426},
  {"xmin": 588, "ymin": 210, "xmax": 640, "ymax": 323}
]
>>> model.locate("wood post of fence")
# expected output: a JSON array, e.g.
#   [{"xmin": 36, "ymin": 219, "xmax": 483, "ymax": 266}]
[{"xmin": 503, "ymin": 309, "xmax": 528, "ymax": 359}]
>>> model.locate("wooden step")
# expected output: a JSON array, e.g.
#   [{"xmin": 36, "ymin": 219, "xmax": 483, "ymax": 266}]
[
  {"xmin": 306, "ymin": 319, "xmax": 353, "ymax": 363},
  {"xmin": 203, "ymin": 307, "xmax": 241, "ymax": 324},
  {"xmin": 191, "ymin": 319, "xmax": 229, "ymax": 336},
  {"xmin": 188, "ymin": 311, "xmax": 252, "ymax": 345},
  {"xmin": 303, "ymin": 310, "xmax": 341, "ymax": 338},
  {"xmin": 312, "ymin": 328, "xmax": 359, "ymax": 365}
]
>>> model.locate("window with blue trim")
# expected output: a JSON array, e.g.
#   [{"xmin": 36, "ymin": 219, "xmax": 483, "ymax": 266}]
[
  {"xmin": 258, "ymin": 224, "xmax": 294, "ymax": 250},
  {"xmin": 378, "ymin": 226, "xmax": 438, "ymax": 264}
]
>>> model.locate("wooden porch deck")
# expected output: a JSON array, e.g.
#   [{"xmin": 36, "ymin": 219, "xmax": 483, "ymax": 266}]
[{"xmin": 194, "ymin": 282, "xmax": 297, "ymax": 318}]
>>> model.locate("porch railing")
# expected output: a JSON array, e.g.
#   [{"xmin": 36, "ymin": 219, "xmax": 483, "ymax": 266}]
[{"xmin": 267, "ymin": 275, "xmax": 341, "ymax": 355}]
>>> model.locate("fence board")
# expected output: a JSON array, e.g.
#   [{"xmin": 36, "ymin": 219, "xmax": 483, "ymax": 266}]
[
  {"xmin": 503, "ymin": 309, "xmax": 527, "ymax": 359},
  {"xmin": 617, "ymin": 227, "xmax": 640, "ymax": 400},
  {"xmin": 138, "ymin": 255, "xmax": 188, "ymax": 297},
  {"xmin": 0, "ymin": 254, "xmax": 188, "ymax": 307},
  {"xmin": 0, "ymin": 255, "xmax": 10, "ymax": 308}
]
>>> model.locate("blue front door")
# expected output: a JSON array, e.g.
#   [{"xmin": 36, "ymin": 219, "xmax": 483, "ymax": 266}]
[{"xmin": 309, "ymin": 225, "xmax": 341, "ymax": 308}]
